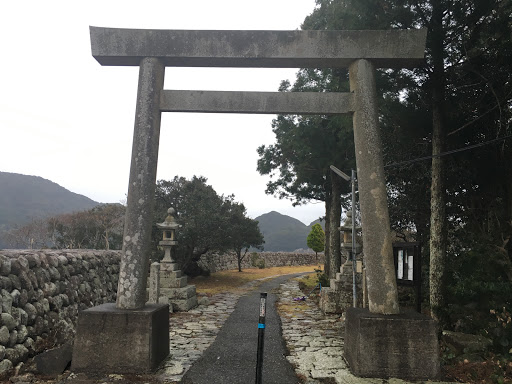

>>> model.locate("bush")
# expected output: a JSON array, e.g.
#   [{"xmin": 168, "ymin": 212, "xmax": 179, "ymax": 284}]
[
  {"xmin": 315, "ymin": 267, "xmax": 329, "ymax": 288},
  {"xmin": 250, "ymin": 252, "xmax": 260, "ymax": 267},
  {"xmin": 486, "ymin": 307, "xmax": 512, "ymax": 355},
  {"xmin": 446, "ymin": 245, "xmax": 512, "ymax": 337}
]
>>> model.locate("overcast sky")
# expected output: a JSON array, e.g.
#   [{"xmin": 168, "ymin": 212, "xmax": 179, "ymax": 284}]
[{"xmin": 0, "ymin": 0, "xmax": 327, "ymax": 225}]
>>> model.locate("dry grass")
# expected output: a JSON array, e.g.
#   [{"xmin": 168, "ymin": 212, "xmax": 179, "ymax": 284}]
[
  {"xmin": 190, "ymin": 264, "xmax": 322, "ymax": 296},
  {"xmin": 297, "ymin": 272, "xmax": 320, "ymax": 290}
]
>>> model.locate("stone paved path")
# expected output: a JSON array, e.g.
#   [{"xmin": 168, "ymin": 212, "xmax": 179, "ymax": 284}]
[
  {"xmin": 156, "ymin": 291, "xmax": 241, "ymax": 382},
  {"xmin": 155, "ymin": 278, "xmax": 272, "ymax": 383},
  {"xmin": 278, "ymin": 279, "xmax": 348, "ymax": 383},
  {"xmin": 180, "ymin": 273, "xmax": 303, "ymax": 384},
  {"xmin": 157, "ymin": 276, "xmax": 453, "ymax": 384}
]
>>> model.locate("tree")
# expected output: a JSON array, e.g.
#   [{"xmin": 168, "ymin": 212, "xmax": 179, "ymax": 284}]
[
  {"xmin": 90, "ymin": 204, "xmax": 125, "ymax": 250},
  {"xmin": 153, "ymin": 176, "xmax": 264, "ymax": 275},
  {"xmin": 257, "ymin": 72, "xmax": 355, "ymax": 278},
  {"xmin": 225, "ymin": 202, "xmax": 264, "ymax": 272},
  {"xmin": 3, "ymin": 218, "xmax": 49, "ymax": 249},
  {"xmin": 299, "ymin": 0, "xmax": 512, "ymax": 324},
  {"xmin": 307, "ymin": 223, "xmax": 325, "ymax": 260},
  {"xmin": 4, "ymin": 204, "xmax": 126, "ymax": 250}
]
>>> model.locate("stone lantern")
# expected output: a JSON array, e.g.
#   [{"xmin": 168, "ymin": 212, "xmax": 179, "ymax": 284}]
[
  {"xmin": 151, "ymin": 207, "xmax": 198, "ymax": 311},
  {"xmin": 320, "ymin": 210, "xmax": 365, "ymax": 314},
  {"xmin": 339, "ymin": 211, "xmax": 362, "ymax": 268},
  {"xmin": 156, "ymin": 207, "xmax": 181, "ymax": 263}
]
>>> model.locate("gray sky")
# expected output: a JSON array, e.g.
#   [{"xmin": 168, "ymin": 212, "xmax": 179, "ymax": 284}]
[{"xmin": 0, "ymin": 0, "xmax": 326, "ymax": 225}]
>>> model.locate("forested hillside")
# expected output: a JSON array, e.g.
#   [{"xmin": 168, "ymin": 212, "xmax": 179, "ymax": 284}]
[
  {"xmin": 0, "ymin": 172, "xmax": 99, "ymax": 247},
  {"xmin": 255, "ymin": 211, "xmax": 323, "ymax": 252}
]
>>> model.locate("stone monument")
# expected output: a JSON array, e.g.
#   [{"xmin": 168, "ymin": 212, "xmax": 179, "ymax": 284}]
[{"xmin": 78, "ymin": 26, "xmax": 438, "ymax": 379}]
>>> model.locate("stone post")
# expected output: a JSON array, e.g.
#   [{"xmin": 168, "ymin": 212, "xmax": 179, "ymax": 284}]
[
  {"xmin": 148, "ymin": 262, "xmax": 160, "ymax": 304},
  {"xmin": 117, "ymin": 57, "xmax": 165, "ymax": 309},
  {"xmin": 349, "ymin": 59, "xmax": 399, "ymax": 315}
]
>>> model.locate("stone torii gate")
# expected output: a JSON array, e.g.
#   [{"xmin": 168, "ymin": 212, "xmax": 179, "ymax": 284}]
[
  {"xmin": 92, "ymin": 27, "xmax": 426, "ymax": 313},
  {"xmin": 74, "ymin": 27, "xmax": 439, "ymax": 379}
]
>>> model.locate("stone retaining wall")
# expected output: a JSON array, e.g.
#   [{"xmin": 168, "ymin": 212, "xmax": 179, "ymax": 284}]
[
  {"xmin": 198, "ymin": 251, "xmax": 324, "ymax": 273},
  {"xmin": 0, "ymin": 250, "xmax": 121, "ymax": 374}
]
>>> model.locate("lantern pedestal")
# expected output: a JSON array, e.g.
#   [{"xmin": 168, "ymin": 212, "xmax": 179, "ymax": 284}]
[
  {"xmin": 151, "ymin": 207, "xmax": 197, "ymax": 311},
  {"xmin": 157, "ymin": 261, "xmax": 198, "ymax": 311},
  {"xmin": 320, "ymin": 260, "xmax": 363, "ymax": 313}
]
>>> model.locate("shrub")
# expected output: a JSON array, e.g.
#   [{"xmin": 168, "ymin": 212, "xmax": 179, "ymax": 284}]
[
  {"xmin": 486, "ymin": 307, "xmax": 512, "ymax": 355},
  {"xmin": 250, "ymin": 252, "xmax": 260, "ymax": 267},
  {"xmin": 315, "ymin": 268, "xmax": 329, "ymax": 288}
]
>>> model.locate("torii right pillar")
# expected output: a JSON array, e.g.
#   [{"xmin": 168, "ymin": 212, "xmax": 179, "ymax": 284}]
[{"xmin": 345, "ymin": 59, "xmax": 440, "ymax": 380}]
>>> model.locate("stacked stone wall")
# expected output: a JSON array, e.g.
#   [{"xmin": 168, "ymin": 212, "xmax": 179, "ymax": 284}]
[
  {"xmin": 198, "ymin": 251, "xmax": 324, "ymax": 273},
  {"xmin": 0, "ymin": 250, "xmax": 121, "ymax": 374}
]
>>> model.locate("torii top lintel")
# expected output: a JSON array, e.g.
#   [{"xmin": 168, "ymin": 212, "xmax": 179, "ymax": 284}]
[{"xmin": 90, "ymin": 27, "xmax": 427, "ymax": 69}]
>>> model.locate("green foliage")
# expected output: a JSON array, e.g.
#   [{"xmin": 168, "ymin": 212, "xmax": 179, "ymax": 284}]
[
  {"xmin": 153, "ymin": 176, "xmax": 263, "ymax": 275},
  {"xmin": 448, "ymin": 245, "xmax": 512, "ymax": 307},
  {"xmin": 297, "ymin": 0, "xmax": 512, "ymax": 323},
  {"xmin": 249, "ymin": 253, "xmax": 266, "ymax": 269},
  {"xmin": 256, "ymin": 79, "xmax": 354, "ymax": 206},
  {"xmin": 487, "ymin": 307, "xmax": 512, "ymax": 355},
  {"xmin": 316, "ymin": 271, "xmax": 330, "ymax": 288},
  {"xmin": 445, "ymin": 243, "xmax": 512, "ymax": 342},
  {"xmin": 307, "ymin": 223, "xmax": 325, "ymax": 255},
  {"xmin": 250, "ymin": 252, "xmax": 260, "ymax": 267},
  {"xmin": 225, "ymin": 201, "xmax": 264, "ymax": 271},
  {"xmin": 256, "ymin": 43, "xmax": 356, "ymax": 276}
]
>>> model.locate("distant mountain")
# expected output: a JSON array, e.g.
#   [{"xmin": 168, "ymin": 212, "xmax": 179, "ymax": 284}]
[
  {"xmin": 0, "ymin": 172, "xmax": 99, "ymax": 245},
  {"xmin": 255, "ymin": 211, "xmax": 323, "ymax": 252},
  {"xmin": 309, "ymin": 218, "xmax": 325, "ymax": 229}
]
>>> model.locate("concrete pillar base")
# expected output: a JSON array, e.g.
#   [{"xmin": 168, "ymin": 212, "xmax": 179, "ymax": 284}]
[
  {"xmin": 345, "ymin": 308, "xmax": 440, "ymax": 380},
  {"xmin": 72, "ymin": 303, "xmax": 169, "ymax": 374}
]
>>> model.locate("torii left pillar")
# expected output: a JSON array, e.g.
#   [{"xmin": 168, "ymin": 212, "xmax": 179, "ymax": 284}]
[{"xmin": 72, "ymin": 57, "xmax": 169, "ymax": 374}]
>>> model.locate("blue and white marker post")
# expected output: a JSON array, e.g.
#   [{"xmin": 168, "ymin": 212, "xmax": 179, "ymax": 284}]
[{"xmin": 255, "ymin": 292, "xmax": 267, "ymax": 384}]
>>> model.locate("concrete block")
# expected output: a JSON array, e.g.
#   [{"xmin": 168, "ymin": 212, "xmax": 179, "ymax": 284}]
[
  {"xmin": 172, "ymin": 296, "xmax": 198, "ymax": 311},
  {"xmin": 319, "ymin": 288, "xmax": 343, "ymax": 314},
  {"xmin": 345, "ymin": 308, "xmax": 440, "ymax": 380},
  {"xmin": 160, "ymin": 270, "xmax": 182, "ymax": 280},
  {"xmin": 160, "ymin": 276, "xmax": 187, "ymax": 288},
  {"xmin": 34, "ymin": 342, "xmax": 72, "ymax": 375},
  {"xmin": 160, "ymin": 262, "xmax": 180, "ymax": 272},
  {"xmin": 72, "ymin": 303, "xmax": 169, "ymax": 374},
  {"xmin": 330, "ymin": 279, "xmax": 351, "ymax": 292},
  {"xmin": 160, "ymin": 285, "xmax": 196, "ymax": 300}
]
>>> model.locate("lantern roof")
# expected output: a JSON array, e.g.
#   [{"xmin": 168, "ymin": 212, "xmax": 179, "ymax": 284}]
[
  {"xmin": 156, "ymin": 207, "xmax": 181, "ymax": 230},
  {"xmin": 339, "ymin": 211, "xmax": 361, "ymax": 232}
]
